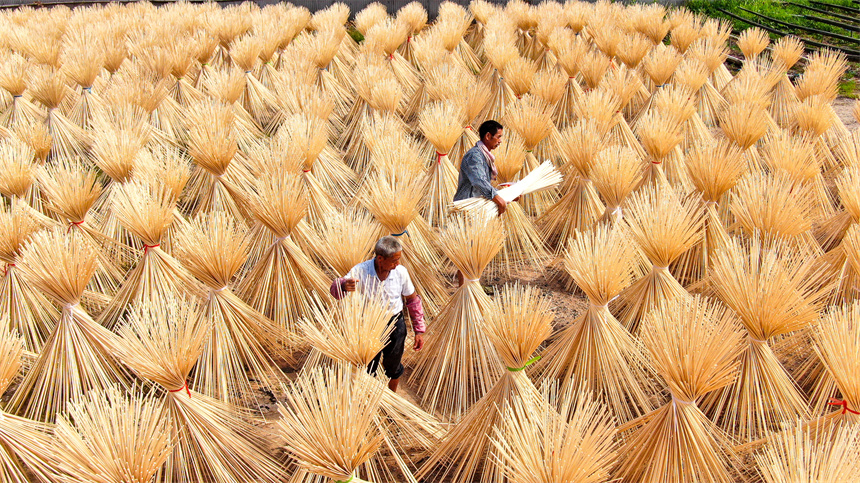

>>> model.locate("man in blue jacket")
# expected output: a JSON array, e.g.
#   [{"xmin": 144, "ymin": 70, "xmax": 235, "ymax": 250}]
[{"xmin": 453, "ymin": 120, "xmax": 507, "ymax": 215}]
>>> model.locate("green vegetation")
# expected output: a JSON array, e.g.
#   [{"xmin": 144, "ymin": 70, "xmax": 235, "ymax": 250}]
[
  {"xmin": 686, "ymin": 0, "xmax": 859, "ymax": 36},
  {"xmin": 347, "ymin": 27, "xmax": 364, "ymax": 43},
  {"xmin": 840, "ymin": 79, "xmax": 857, "ymax": 98}
]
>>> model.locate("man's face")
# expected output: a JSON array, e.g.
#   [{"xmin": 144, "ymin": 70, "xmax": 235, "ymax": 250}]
[
  {"xmin": 484, "ymin": 128, "xmax": 503, "ymax": 150},
  {"xmin": 377, "ymin": 251, "xmax": 402, "ymax": 272}
]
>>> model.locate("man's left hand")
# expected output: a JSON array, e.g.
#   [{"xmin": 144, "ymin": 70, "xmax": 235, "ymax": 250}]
[{"xmin": 413, "ymin": 333, "xmax": 425, "ymax": 351}]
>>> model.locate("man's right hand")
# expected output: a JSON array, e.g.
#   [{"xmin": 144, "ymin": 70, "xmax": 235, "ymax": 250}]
[
  {"xmin": 493, "ymin": 195, "xmax": 507, "ymax": 216},
  {"xmin": 342, "ymin": 278, "xmax": 357, "ymax": 292}
]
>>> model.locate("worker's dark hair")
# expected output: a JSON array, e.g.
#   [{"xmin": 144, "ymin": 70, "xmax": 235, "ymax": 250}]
[{"xmin": 478, "ymin": 120, "xmax": 503, "ymax": 140}]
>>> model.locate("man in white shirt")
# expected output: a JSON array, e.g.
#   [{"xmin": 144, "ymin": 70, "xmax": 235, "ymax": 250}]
[{"xmin": 330, "ymin": 236, "xmax": 426, "ymax": 392}]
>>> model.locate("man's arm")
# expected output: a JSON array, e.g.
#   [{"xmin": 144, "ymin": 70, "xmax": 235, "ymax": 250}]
[{"xmin": 404, "ymin": 292, "xmax": 425, "ymax": 351}]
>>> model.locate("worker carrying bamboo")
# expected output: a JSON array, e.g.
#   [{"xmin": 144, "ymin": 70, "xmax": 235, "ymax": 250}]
[
  {"xmin": 329, "ymin": 236, "xmax": 426, "ymax": 392},
  {"xmin": 454, "ymin": 119, "xmax": 507, "ymax": 215}
]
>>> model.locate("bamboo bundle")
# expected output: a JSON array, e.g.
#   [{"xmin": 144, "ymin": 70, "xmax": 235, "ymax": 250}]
[
  {"xmin": 0, "ymin": 318, "xmax": 57, "ymax": 483},
  {"xmin": 537, "ymin": 120, "xmax": 605, "ymax": 249},
  {"xmin": 395, "ymin": 2, "xmax": 428, "ymax": 65},
  {"xmin": 817, "ymin": 168, "xmax": 860, "ymax": 302},
  {"xmin": 364, "ymin": 121, "xmax": 428, "ymax": 180},
  {"xmin": 770, "ymin": 36, "xmax": 804, "ymax": 130},
  {"xmin": 635, "ymin": 43, "xmax": 682, "ymax": 121},
  {"xmin": 59, "ymin": 40, "xmax": 105, "ymax": 130},
  {"xmin": 737, "ymin": 27, "xmax": 770, "ymax": 63},
  {"xmin": 0, "ymin": 139, "xmax": 53, "ymax": 225},
  {"xmin": 0, "ymin": 53, "xmax": 45, "ymax": 129},
  {"xmin": 578, "ymin": 49, "xmax": 612, "ymax": 93},
  {"xmin": 811, "ymin": 301, "xmax": 860, "ymax": 428},
  {"xmin": 299, "ymin": 292, "xmax": 445, "ymax": 483},
  {"xmin": 491, "ymin": 382, "xmax": 618, "ymax": 483},
  {"xmin": 635, "ymin": 109, "xmax": 688, "ymax": 189},
  {"xmin": 679, "ymin": 139, "xmax": 746, "ymax": 287},
  {"xmin": 165, "ymin": 39, "xmax": 205, "ymax": 108},
  {"xmin": 0, "ymin": 204, "xmax": 56, "ymax": 352},
  {"xmin": 38, "ymin": 159, "xmax": 130, "ymax": 301},
  {"xmin": 14, "ymin": 120, "xmax": 52, "ymax": 167},
  {"xmin": 278, "ymin": 363, "xmax": 383, "ymax": 483},
  {"xmin": 360, "ymin": 171, "xmax": 447, "ymax": 315},
  {"xmin": 502, "ymin": 94, "xmax": 558, "ymax": 215},
  {"xmin": 96, "ymin": 179, "xmax": 200, "ymax": 329},
  {"xmin": 203, "ymin": 67, "xmax": 266, "ymax": 147},
  {"xmin": 236, "ymin": 171, "xmax": 329, "ymax": 344},
  {"xmin": 174, "ymin": 210, "xmax": 288, "ymax": 403},
  {"xmin": 111, "ymin": 294, "xmax": 287, "ymax": 483},
  {"xmin": 52, "ymin": 386, "xmax": 173, "ymax": 483},
  {"xmin": 418, "ymin": 283, "xmax": 554, "ymax": 483},
  {"xmin": 687, "ymin": 38, "xmax": 729, "ymax": 127},
  {"xmin": 632, "ymin": 4, "xmax": 672, "ymax": 45},
  {"xmin": 314, "ymin": 209, "xmax": 382, "ymax": 277},
  {"xmin": 435, "ymin": 4, "xmax": 481, "ymax": 75},
  {"xmin": 550, "ymin": 33, "xmax": 587, "ymax": 128},
  {"xmin": 478, "ymin": 23, "xmax": 517, "ymax": 123},
  {"xmin": 277, "ymin": 112, "xmax": 356, "ymax": 216},
  {"xmin": 661, "ymin": 72, "xmax": 714, "ymax": 152},
  {"xmin": 538, "ymin": 223, "xmax": 658, "ymax": 423},
  {"xmin": 418, "ymin": 101, "xmax": 462, "ymax": 228},
  {"xmin": 10, "ymin": 229, "xmax": 129, "ymax": 422},
  {"xmin": 27, "ymin": 66, "xmax": 90, "ymax": 160},
  {"xmin": 703, "ymin": 237, "xmax": 830, "ymax": 442},
  {"xmin": 618, "ymin": 295, "xmax": 745, "ymax": 483},
  {"xmin": 614, "ymin": 185, "xmax": 702, "ymax": 332},
  {"xmin": 409, "ymin": 215, "xmax": 505, "ymax": 419},
  {"xmin": 182, "ymin": 100, "xmax": 254, "ymax": 222},
  {"xmin": 530, "ymin": 68, "xmax": 567, "ymax": 109},
  {"xmin": 364, "ymin": 19, "xmax": 421, "ymax": 106},
  {"xmin": 230, "ymin": 34, "xmax": 279, "ymax": 129},
  {"xmin": 423, "ymin": 63, "xmax": 488, "ymax": 164},
  {"xmin": 602, "ymin": 65, "xmax": 649, "ymax": 155},
  {"xmin": 591, "ymin": 144, "xmax": 645, "ymax": 224},
  {"xmin": 503, "ymin": 56, "xmax": 537, "ymax": 100},
  {"xmin": 755, "ymin": 421, "xmax": 860, "ymax": 483},
  {"xmin": 763, "ymin": 130, "xmax": 834, "ymax": 222},
  {"xmin": 670, "ymin": 18, "xmax": 703, "ymax": 55}
]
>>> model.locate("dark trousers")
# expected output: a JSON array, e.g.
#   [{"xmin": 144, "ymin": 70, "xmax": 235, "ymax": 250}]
[{"xmin": 367, "ymin": 312, "xmax": 406, "ymax": 380}]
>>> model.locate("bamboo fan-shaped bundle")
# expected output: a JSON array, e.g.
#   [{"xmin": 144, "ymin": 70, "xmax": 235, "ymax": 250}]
[
  {"xmin": 0, "ymin": 204, "xmax": 56, "ymax": 352},
  {"xmin": 720, "ymin": 99, "xmax": 772, "ymax": 167},
  {"xmin": 364, "ymin": 124, "xmax": 428, "ymax": 180},
  {"xmin": 182, "ymin": 100, "xmax": 254, "ymax": 222},
  {"xmin": 278, "ymin": 112, "xmax": 356, "ymax": 216},
  {"xmin": 670, "ymin": 18, "xmax": 704, "ymax": 55},
  {"xmin": 278, "ymin": 363, "xmax": 384, "ymax": 483},
  {"xmin": 38, "ymin": 159, "xmax": 130, "ymax": 301},
  {"xmin": 658, "ymin": 74, "xmax": 714, "ymax": 152},
  {"xmin": 483, "ymin": 132, "xmax": 549, "ymax": 275},
  {"xmin": 14, "ymin": 120, "xmax": 52, "ymax": 167},
  {"xmin": 0, "ymin": 139, "xmax": 53, "ymax": 225},
  {"xmin": 0, "ymin": 53, "xmax": 45, "ymax": 129},
  {"xmin": 537, "ymin": 119, "xmax": 606, "ymax": 251},
  {"xmin": 635, "ymin": 109, "xmax": 688, "ymax": 189},
  {"xmin": 677, "ymin": 139, "xmax": 746, "ymax": 287},
  {"xmin": 230, "ymin": 34, "xmax": 279, "ymax": 129},
  {"xmin": 478, "ymin": 26, "xmax": 517, "ymax": 122},
  {"xmin": 817, "ymin": 168, "xmax": 860, "ymax": 302},
  {"xmin": 792, "ymin": 95, "xmax": 842, "ymax": 175},
  {"xmin": 502, "ymin": 94, "xmax": 558, "ymax": 215},
  {"xmin": 424, "ymin": 64, "xmax": 488, "ymax": 164},
  {"xmin": 418, "ymin": 100, "xmax": 463, "ymax": 227},
  {"xmin": 364, "ymin": 19, "xmax": 420, "ymax": 101},
  {"xmin": 0, "ymin": 319, "xmax": 56, "ymax": 483},
  {"xmin": 731, "ymin": 170, "xmax": 820, "ymax": 251},
  {"xmin": 290, "ymin": 29, "xmax": 354, "ymax": 116},
  {"xmin": 737, "ymin": 27, "xmax": 770, "ymax": 64},
  {"xmin": 52, "ymin": 386, "xmax": 173, "ymax": 483},
  {"xmin": 409, "ymin": 215, "xmax": 505, "ymax": 420},
  {"xmin": 418, "ymin": 283, "xmax": 553, "ymax": 483},
  {"xmin": 755, "ymin": 419, "xmax": 860, "ymax": 483},
  {"xmin": 436, "ymin": 5, "xmax": 481, "ymax": 74},
  {"xmin": 703, "ymin": 237, "xmax": 830, "ymax": 443},
  {"xmin": 395, "ymin": 2, "xmax": 428, "ymax": 65},
  {"xmin": 762, "ymin": 130, "xmax": 833, "ymax": 221},
  {"xmin": 360, "ymin": 171, "xmax": 447, "ymax": 315},
  {"xmin": 538, "ymin": 223, "xmax": 658, "ymax": 423},
  {"xmin": 810, "ymin": 301, "xmax": 860, "ymax": 429},
  {"xmin": 578, "ymin": 49, "xmax": 612, "ymax": 94},
  {"xmin": 96, "ymin": 179, "xmax": 200, "ymax": 329},
  {"xmin": 769, "ymin": 36, "xmax": 805, "ymax": 129},
  {"xmin": 590, "ymin": 144, "xmax": 645, "ymax": 224},
  {"xmin": 175, "ymin": 210, "xmax": 288, "ymax": 404},
  {"xmin": 299, "ymin": 292, "xmax": 445, "ymax": 483},
  {"xmin": 236, "ymin": 171, "xmax": 329, "ymax": 344},
  {"xmin": 550, "ymin": 34, "xmax": 587, "ymax": 128},
  {"xmin": 111, "ymin": 294, "xmax": 287, "ymax": 483},
  {"xmin": 314, "ymin": 209, "xmax": 382, "ymax": 277},
  {"xmin": 618, "ymin": 295, "xmax": 745, "ymax": 483},
  {"xmin": 59, "ymin": 41, "xmax": 105, "ymax": 130},
  {"xmin": 202, "ymin": 67, "xmax": 266, "ymax": 147},
  {"xmin": 687, "ymin": 38, "xmax": 729, "ymax": 127},
  {"xmin": 27, "ymin": 66, "xmax": 89, "ymax": 160},
  {"xmin": 634, "ymin": 43, "xmax": 682, "ymax": 121},
  {"xmin": 491, "ymin": 382, "xmax": 618, "ymax": 483},
  {"xmin": 503, "ymin": 56, "xmax": 537, "ymax": 100},
  {"xmin": 602, "ymin": 65, "xmax": 649, "ymax": 154},
  {"xmin": 103, "ymin": 69, "xmax": 179, "ymax": 145},
  {"xmin": 164, "ymin": 39, "xmax": 205, "ymax": 108},
  {"xmin": 614, "ymin": 184, "xmax": 703, "ymax": 332},
  {"xmin": 530, "ymin": 68, "xmax": 567, "ymax": 110},
  {"xmin": 10, "ymin": 229, "xmax": 129, "ymax": 422},
  {"xmin": 633, "ymin": 4, "xmax": 673, "ymax": 45}
]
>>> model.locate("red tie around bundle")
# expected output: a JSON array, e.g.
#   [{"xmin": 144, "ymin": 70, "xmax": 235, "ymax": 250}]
[
  {"xmin": 143, "ymin": 244, "xmax": 160, "ymax": 254},
  {"xmin": 828, "ymin": 398, "xmax": 860, "ymax": 415},
  {"xmin": 169, "ymin": 381, "xmax": 192, "ymax": 397},
  {"xmin": 2, "ymin": 263, "xmax": 13, "ymax": 276},
  {"xmin": 435, "ymin": 152, "xmax": 445, "ymax": 164},
  {"xmin": 67, "ymin": 220, "xmax": 84, "ymax": 233}
]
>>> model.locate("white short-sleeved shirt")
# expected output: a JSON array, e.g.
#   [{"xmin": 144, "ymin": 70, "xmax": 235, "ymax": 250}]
[{"xmin": 346, "ymin": 259, "xmax": 416, "ymax": 316}]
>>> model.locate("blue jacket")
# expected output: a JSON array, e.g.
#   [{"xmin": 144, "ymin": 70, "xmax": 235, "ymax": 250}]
[{"xmin": 453, "ymin": 144, "xmax": 497, "ymax": 202}]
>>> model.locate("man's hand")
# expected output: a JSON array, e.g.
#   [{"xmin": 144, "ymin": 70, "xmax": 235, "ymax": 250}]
[
  {"xmin": 342, "ymin": 278, "xmax": 357, "ymax": 292},
  {"xmin": 413, "ymin": 333, "xmax": 425, "ymax": 351},
  {"xmin": 493, "ymin": 194, "xmax": 507, "ymax": 216}
]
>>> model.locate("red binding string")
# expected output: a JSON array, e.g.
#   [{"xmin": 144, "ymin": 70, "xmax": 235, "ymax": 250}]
[
  {"xmin": 3, "ymin": 263, "xmax": 14, "ymax": 276},
  {"xmin": 828, "ymin": 398, "xmax": 860, "ymax": 415},
  {"xmin": 435, "ymin": 152, "xmax": 445, "ymax": 164},
  {"xmin": 466, "ymin": 125, "xmax": 474, "ymax": 131},
  {"xmin": 302, "ymin": 169, "xmax": 311, "ymax": 173},
  {"xmin": 66, "ymin": 220, "xmax": 84, "ymax": 233},
  {"xmin": 169, "ymin": 381, "xmax": 192, "ymax": 397},
  {"xmin": 651, "ymin": 161, "xmax": 662, "ymax": 165},
  {"xmin": 143, "ymin": 244, "xmax": 160, "ymax": 253}
]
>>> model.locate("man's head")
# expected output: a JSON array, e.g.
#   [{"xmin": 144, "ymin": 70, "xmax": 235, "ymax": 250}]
[
  {"xmin": 479, "ymin": 120, "xmax": 503, "ymax": 151},
  {"xmin": 374, "ymin": 236, "xmax": 403, "ymax": 272}
]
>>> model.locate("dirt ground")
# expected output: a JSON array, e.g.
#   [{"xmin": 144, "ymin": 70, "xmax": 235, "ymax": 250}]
[{"xmin": 834, "ymin": 97, "xmax": 859, "ymax": 131}]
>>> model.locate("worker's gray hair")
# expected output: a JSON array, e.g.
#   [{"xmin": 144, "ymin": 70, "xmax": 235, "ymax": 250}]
[{"xmin": 375, "ymin": 236, "xmax": 402, "ymax": 258}]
